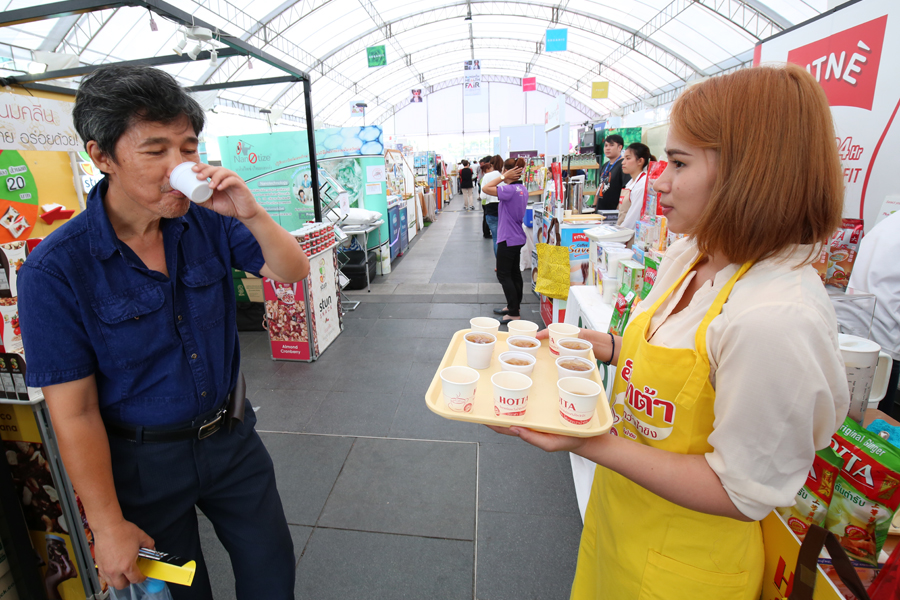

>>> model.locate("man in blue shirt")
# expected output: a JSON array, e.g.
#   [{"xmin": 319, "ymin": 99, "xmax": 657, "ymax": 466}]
[{"xmin": 18, "ymin": 66, "xmax": 309, "ymax": 599}]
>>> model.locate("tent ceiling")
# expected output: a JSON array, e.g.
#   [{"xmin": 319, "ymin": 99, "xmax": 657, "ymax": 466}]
[{"xmin": 0, "ymin": 0, "xmax": 826, "ymax": 127}]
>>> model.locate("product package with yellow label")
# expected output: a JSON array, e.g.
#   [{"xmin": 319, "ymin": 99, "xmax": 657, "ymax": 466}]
[
  {"xmin": 777, "ymin": 447, "xmax": 842, "ymax": 540},
  {"xmin": 824, "ymin": 417, "xmax": 900, "ymax": 566}
]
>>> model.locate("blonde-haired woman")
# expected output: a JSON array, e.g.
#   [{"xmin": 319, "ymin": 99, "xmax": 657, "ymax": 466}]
[{"xmin": 490, "ymin": 63, "xmax": 850, "ymax": 599}]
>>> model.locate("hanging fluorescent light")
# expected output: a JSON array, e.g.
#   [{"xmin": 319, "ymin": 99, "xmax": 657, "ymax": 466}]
[
  {"xmin": 209, "ymin": 49, "xmax": 218, "ymax": 68},
  {"xmin": 174, "ymin": 38, "xmax": 187, "ymax": 55},
  {"xmin": 187, "ymin": 43, "xmax": 203, "ymax": 61}
]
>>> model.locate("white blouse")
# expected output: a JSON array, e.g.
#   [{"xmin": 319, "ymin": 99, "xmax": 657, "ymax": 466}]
[
  {"xmin": 629, "ymin": 238, "xmax": 850, "ymax": 520},
  {"xmin": 619, "ymin": 171, "xmax": 647, "ymax": 231}
]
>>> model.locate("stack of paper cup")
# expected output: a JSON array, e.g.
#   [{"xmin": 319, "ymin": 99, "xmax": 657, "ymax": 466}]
[
  {"xmin": 491, "ymin": 372, "xmax": 532, "ymax": 421},
  {"xmin": 547, "ymin": 323, "xmax": 580, "ymax": 356},
  {"xmin": 557, "ymin": 377, "xmax": 602, "ymax": 429},
  {"xmin": 439, "ymin": 366, "xmax": 479, "ymax": 413},
  {"xmin": 464, "ymin": 331, "xmax": 497, "ymax": 369}
]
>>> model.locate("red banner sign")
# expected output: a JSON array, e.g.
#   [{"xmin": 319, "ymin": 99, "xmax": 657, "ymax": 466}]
[{"xmin": 786, "ymin": 15, "xmax": 887, "ymax": 111}]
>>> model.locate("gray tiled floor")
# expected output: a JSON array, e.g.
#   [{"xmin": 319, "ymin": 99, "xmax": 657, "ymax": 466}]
[{"xmin": 199, "ymin": 192, "xmax": 581, "ymax": 599}]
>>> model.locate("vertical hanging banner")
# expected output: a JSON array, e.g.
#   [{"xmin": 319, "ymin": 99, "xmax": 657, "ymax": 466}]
[
  {"xmin": 350, "ymin": 103, "xmax": 365, "ymax": 117},
  {"xmin": 366, "ymin": 45, "xmax": 386, "ymax": 67},
  {"xmin": 591, "ymin": 81, "xmax": 609, "ymax": 99},
  {"xmin": 546, "ymin": 29, "xmax": 568, "ymax": 52},
  {"xmin": 523, "ymin": 77, "xmax": 537, "ymax": 92},
  {"xmin": 410, "ymin": 89, "xmax": 423, "ymax": 103},
  {"xmin": 464, "ymin": 59, "xmax": 481, "ymax": 96}
]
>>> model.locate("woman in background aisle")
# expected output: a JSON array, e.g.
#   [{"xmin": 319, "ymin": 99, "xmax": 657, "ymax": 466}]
[
  {"xmin": 483, "ymin": 158, "xmax": 528, "ymax": 326},
  {"xmin": 459, "ymin": 160, "xmax": 475, "ymax": 210},
  {"xmin": 616, "ymin": 143, "xmax": 654, "ymax": 231},
  {"xmin": 481, "ymin": 155, "xmax": 504, "ymax": 256},
  {"xmin": 488, "ymin": 64, "xmax": 849, "ymax": 599}
]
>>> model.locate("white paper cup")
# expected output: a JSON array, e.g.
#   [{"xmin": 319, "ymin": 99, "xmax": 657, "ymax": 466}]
[
  {"xmin": 556, "ymin": 337, "xmax": 592, "ymax": 359},
  {"xmin": 506, "ymin": 335, "xmax": 540, "ymax": 356},
  {"xmin": 491, "ymin": 371, "xmax": 532, "ymax": 421},
  {"xmin": 170, "ymin": 162, "xmax": 213, "ymax": 203},
  {"xmin": 464, "ymin": 331, "xmax": 497, "ymax": 370},
  {"xmin": 548, "ymin": 323, "xmax": 580, "ymax": 356},
  {"xmin": 440, "ymin": 366, "xmax": 479, "ymax": 413},
  {"xmin": 555, "ymin": 356, "xmax": 595, "ymax": 379},
  {"xmin": 557, "ymin": 377, "xmax": 602, "ymax": 429},
  {"xmin": 498, "ymin": 351, "xmax": 536, "ymax": 375},
  {"xmin": 507, "ymin": 320, "xmax": 538, "ymax": 337},
  {"xmin": 470, "ymin": 317, "xmax": 500, "ymax": 334}
]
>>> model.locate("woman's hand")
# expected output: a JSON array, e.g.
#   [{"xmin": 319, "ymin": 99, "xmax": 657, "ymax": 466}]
[
  {"xmin": 503, "ymin": 167, "xmax": 524, "ymax": 183},
  {"xmin": 485, "ymin": 425, "xmax": 588, "ymax": 453}
]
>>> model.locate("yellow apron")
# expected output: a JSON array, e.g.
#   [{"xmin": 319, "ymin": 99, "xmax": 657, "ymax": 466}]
[{"xmin": 571, "ymin": 261, "xmax": 765, "ymax": 600}]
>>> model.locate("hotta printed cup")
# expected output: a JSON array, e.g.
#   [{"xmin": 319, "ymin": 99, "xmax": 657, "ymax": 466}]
[
  {"xmin": 507, "ymin": 320, "xmax": 538, "ymax": 337},
  {"xmin": 464, "ymin": 331, "xmax": 497, "ymax": 370},
  {"xmin": 547, "ymin": 323, "xmax": 580, "ymax": 356},
  {"xmin": 440, "ymin": 366, "xmax": 480, "ymax": 413},
  {"xmin": 491, "ymin": 371, "xmax": 533, "ymax": 421},
  {"xmin": 470, "ymin": 317, "xmax": 501, "ymax": 334},
  {"xmin": 557, "ymin": 377, "xmax": 602, "ymax": 429}
]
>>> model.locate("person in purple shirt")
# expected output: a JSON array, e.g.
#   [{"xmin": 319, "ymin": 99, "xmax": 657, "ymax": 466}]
[{"xmin": 482, "ymin": 158, "xmax": 527, "ymax": 326}]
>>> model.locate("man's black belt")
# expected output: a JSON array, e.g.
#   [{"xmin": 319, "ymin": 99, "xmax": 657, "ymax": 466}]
[{"xmin": 105, "ymin": 374, "xmax": 247, "ymax": 443}]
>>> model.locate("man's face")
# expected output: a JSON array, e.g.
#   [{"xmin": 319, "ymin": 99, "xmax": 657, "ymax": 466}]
[
  {"xmin": 93, "ymin": 116, "xmax": 200, "ymax": 220},
  {"xmin": 604, "ymin": 141, "xmax": 622, "ymax": 160}
]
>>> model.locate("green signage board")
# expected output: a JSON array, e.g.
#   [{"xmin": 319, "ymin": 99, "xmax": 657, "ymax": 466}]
[{"xmin": 367, "ymin": 45, "xmax": 386, "ymax": 67}]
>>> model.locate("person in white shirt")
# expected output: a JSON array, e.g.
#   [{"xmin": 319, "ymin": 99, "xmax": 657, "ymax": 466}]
[
  {"xmin": 616, "ymin": 142, "xmax": 654, "ymax": 231},
  {"xmin": 846, "ymin": 209, "xmax": 900, "ymax": 415},
  {"xmin": 489, "ymin": 64, "xmax": 849, "ymax": 599},
  {"xmin": 480, "ymin": 155, "xmax": 504, "ymax": 257}
]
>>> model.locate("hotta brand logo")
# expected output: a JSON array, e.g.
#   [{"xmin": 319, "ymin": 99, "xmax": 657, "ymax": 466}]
[{"xmin": 786, "ymin": 15, "xmax": 887, "ymax": 111}]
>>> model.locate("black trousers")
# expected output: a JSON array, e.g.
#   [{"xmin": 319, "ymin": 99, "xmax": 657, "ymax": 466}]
[
  {"xmin": 108, "ymin": 400, "xmax": 295, "ymax": 599},
  {"xmin": 481, "ymin": 203, "xmax": 491, "ymax": 237},
  {"xmin": 496, "ymin": 241, "xmax": 524, "ymax": 317}
]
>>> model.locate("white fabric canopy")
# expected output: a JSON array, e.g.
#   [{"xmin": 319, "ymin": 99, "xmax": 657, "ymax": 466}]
[{"xmin": 0, "ymin": 0, "xmax": 826, "ymax": 130}]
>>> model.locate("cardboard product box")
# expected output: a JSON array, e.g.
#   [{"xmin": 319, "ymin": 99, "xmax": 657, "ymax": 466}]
[
  {"xmin": 240, "ymin": 278, "xmax": 264, "ymax": 303},
  {"xmin": 540, "ymin": 294, "xmax": 567, "ymax": 326},
  {"xmin": 617, "ymin": 259, "xmax": 645, "ymax": 296}
]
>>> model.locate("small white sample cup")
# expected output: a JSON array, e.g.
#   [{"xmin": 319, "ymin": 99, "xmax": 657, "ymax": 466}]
[
  {"xmin": 555, "ymin": 356, "xmax": 595, "ymax": 379},
  {"xmin": 491, "ymin": 371, "xmax": 532, "ymax": 421},
  {"xmin": 440, "ymin": 366, "xmax": 480, "ymax": 413},
  {"xmin": 464, "ymin": 331, "xmax": 497, "ymax": 370},
  {"xmin": 557, "ymin": 377, "xmax": 602, "ymax": 429},
  {"xmin": 470, "ymin": 317, "xmax": 501, "ymax": 334},
  {"xmin": 498, "ymin": 351, "xmax": 536, "ymax": 375},
  {"xmin": 170, "ymin": 162, "xmax": 213, "ymax": 203}
]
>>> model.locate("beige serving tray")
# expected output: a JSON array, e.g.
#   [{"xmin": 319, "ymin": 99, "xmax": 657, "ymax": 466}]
[{"xmin": 425, "ymin": 329, "xmax": 613, "ymax": 437}]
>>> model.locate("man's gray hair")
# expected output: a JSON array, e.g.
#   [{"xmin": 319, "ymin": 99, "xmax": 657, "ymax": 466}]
[{"xmin": 73, "ymin": 65, "xmax": 205, "ymax": 163}]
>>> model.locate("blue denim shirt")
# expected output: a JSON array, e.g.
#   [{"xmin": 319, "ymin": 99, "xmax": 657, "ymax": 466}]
[{"xmin": 18, "ymin": 180, "xmax": 265, "ymax": 427}]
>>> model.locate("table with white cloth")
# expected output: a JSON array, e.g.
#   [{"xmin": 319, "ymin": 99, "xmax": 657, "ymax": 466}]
[{"xmin": 563, "ymin": 285, "xmax": 614, "ymax": 523}]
